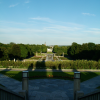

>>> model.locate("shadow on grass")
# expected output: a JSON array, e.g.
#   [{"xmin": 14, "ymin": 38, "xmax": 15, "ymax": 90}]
[
  {"xmin": 0, "ymin": 58, "xmax": 100, "ymax": 83},
  {"xmin": 0, "ymin": 67, "xmax": 22, "ymax": 82}
]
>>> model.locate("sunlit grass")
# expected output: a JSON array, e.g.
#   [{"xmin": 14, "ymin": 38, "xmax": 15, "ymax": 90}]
[{"xmin": 0, "ymin": 71, "xmax": 100, "ymax": 83}]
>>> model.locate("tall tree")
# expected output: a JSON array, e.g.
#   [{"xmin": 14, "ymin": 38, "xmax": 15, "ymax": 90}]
[
  {"xmin": 88, "ymin": 42, "xmax": 95, "ymax": 50},
  {"xmin": 0, "ymin": 47, "xmax": 9, "ymax": 60},
  {"xmin": 18, "ymin": 44, "xmax": 28, "ymax": 59},
  {"xmin": 53, "ymin": 45, "xmax": 58, "ymax": 53},
  {"xmin": 11, "ymin": 44, "xmax": 21, "ymax": 60}
]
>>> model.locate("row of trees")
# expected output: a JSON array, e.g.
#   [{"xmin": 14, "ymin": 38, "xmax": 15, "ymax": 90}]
[
  {"xmin": 53, "ymin": 42, "xmax": 100, "ymax": 61},
  {"xmin": 67, "ymin": 42, "xmax": 100, "ymax": 61},
  {"xmin": 0, "ymin": 42, "xmax": 100, "ymax": 61},
  {"xmin": 0, "ymin": 42, "xmax": 47, "ymax": 61},
  {"xmin": 53, "ymin": 45, "xmax": 69, "ymax": 54}
]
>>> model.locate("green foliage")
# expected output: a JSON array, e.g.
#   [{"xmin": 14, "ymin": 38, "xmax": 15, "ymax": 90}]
[
  {"xmin": 18, "ymin": 44, "xmax": 28, "ymax": 59},
  {"xmin": 67, "ymin": 42, "xmax": 100, "ymax": 61},
  {"xmin": 56, "ymin": 50, "xmax": 63, "ymax": 56},
  {"xmin": 88, "ymin": 42, "xmax": 95, "ymax": 50},
  {"xmin": 11, "ymin": 44, "xmax": 21, "ymax": 59},
  {"xmin": 53, "ymin": 45, "xmax": 58, "ymax": 53},
  {"xmin": 0, "ymin": 42, "xmax": 100, "ymax": 61},
  {"xmin": 0, "ymin": 60, "xmax": 100, "ymax": 69},
  {"xmin": 0, "ymin": 47, "xmax": 9, "ymax": 60}
]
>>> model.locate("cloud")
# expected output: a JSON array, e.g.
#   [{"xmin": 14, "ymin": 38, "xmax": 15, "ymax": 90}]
[
  {"xmin": 82, "ymin": 13, "xmax": 95, "ymax": 16},
  {"xmin": 0, "ymin": 27, "xmax": 87, "ymax": 45},
  {"xmin": 44, "ymin": 25, "xmax": 82, "ymax": 31},
  {"xmin": 30, "ymin": 17, "xmax": 54, "ymax": 23},
  {"xmin": 9, "ymin": 3, "xmax": 18, "ymax": 7},
  {"xmin": 0, "ymin": 26, "xmax": 99, "ymax": 45},
  {"xmin": 84, "ymin": 31, "xmax": 100, "ymax": 34},
  {"xmin": 25, "ymin": 1, "xmax": 29, "ymax": 3},
  {"xmin": 84, "ymin": 28, "xmax": 100, "ymax": 35},
  {"xmin": 83, "ymin": 28, "xmax": 100, "ymax": 35},
  {"xmin": 89, "ymin": 28, "xmax": 100, "ymax": 31}
]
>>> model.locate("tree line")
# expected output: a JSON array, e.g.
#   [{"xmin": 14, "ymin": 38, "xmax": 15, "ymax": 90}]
[
  {"xmin": 53, "ymin": 42, "xmax": 100, "ymax": 61},
  {"xmin": 0, "ymin": 42, "xmax": 100, "ymax": 61},
  {"xmin": 0, "ymin": 42, "xmax": 47, "ymax": 61}
]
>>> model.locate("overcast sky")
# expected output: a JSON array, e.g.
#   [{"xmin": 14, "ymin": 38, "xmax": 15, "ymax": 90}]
[{"xmin": 0, "ymin": 0, "xmax": 100, "ymax": 45}]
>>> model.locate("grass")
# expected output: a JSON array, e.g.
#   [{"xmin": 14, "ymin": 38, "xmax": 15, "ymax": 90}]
[
  {"xmin": 37, "ymin": 53, "xmax": 45, "ymax": 56},
  {"xmin": 58, "ymin": 57, "xmax": 69, "ymax": 60},
  {"xmin": 26, "ymin": 57, "xmax": 42, "ymax": 60},
  {"xmin": 0, "ymin": 70, "xmax": 100, "ymax": 83},
  {"xmin": 47, "ymin": 52, "xmax": 53, "ymax": 54},
  {"xmin": 0, "ymin": 70, "xmax": 100, "ymax": 90},
  {"xmin": 17, "ymin": 54, "xmax": 72, "ymax": 61}
]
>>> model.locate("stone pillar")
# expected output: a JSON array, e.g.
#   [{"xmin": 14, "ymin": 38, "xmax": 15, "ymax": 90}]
[
  {"xmin": 36, "ymin": 52, "xmax": 37, "ymax": 57},
  {"xmin": 14, "ymin": 58, "xmax": 16, "ymax": 62},
  {"xmin": 76, "ymin": 91, "xmax": 84, "ymax": 100},
  {"xmin": 22, "ymin": 71, "xmax": 29, "ymax": 100},
  {"xmin": 41, "ymin": 51, "xmax": 42, "ymax": 57},
  {"xmin": 63, "ymin": 52, "xmax": 64, "ymax": 57},
  {"xmin": 18, "ymin": 90, "xmax": 27, "ymax": 100},
  {"xmin": 74, "ymin": 76, "xmax": 80, "ymax": 100}
]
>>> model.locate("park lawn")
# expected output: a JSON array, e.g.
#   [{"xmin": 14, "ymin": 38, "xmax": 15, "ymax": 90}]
[
  {"xmin": 37, "ymin": 53, "xmax": 46, "ymax": 56},
  {"xmin": 0, "ymin": 71, "xmax": 100, "ymax": 83},
  {"xmin": 0, "ymin": 71, "xmax": 100, "ymax": 90},
  {"xmin": 26, "ymin": 57, "xmax": 42, "ymax": 60},
  {"xmin": 58, "ymin": 57, "xmax": 69, "ymax": 60},
  {"xmin": 47, "ymin": 52, "xmax": 53, "ymax": 54}
]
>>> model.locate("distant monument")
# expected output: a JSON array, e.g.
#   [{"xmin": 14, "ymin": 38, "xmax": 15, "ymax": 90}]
[
  {"xmin": 45, "ymin": 54, "xmax": 54, "ymax": 61},
  {"xmin": 47, "ymin": 46, "xmax": 53, "ymax": 52}
]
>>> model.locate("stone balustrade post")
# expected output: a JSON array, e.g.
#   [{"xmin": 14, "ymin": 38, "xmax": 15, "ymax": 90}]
[
  {"xmin": 14, "ymin": 58, "xmax": 16, "ymax": 62},
  {"xmin": 74, "ymin": 72, "xmax": 81, "ymax": 100},
  {"xmin": 76, "ymin": 91, "xmax": 84, "ymax": 100},
  {"xmin": 22, "ymin": 71, "xmax": 29, "ymax": 100}
]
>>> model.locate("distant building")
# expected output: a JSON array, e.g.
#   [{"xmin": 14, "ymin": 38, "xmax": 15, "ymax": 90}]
[
  {"xmin": 44, "ymin": 42, "xmax": 46, "ymax": 46},
  {"xmin": 47, "ymin": 46, "xmax": 53, "ymax": 52}
]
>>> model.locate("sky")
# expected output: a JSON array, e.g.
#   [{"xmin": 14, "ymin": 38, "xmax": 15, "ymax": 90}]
[{"xmin": 0, "ymin": 0, "xmax": 100, "ymax": 46}]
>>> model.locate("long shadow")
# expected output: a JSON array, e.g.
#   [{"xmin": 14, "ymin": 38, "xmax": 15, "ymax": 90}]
[
  {"xmin": 0, "ymin": 56, "xmax": 100, "ymax": 100},
  {"xmin": 0, "ymin": 57, "xmax": 100, "ymax": 100},
  {"xmin": 26, "ymin": 59, "xmax": 100, "ymax": 94},
  {"xmin": 68, "ymin": 50, "xmax": 100, "ymax": 62},
  {"xmin": 64, "ymin": 54, "xmax": 75, "ymax": 60},
  {"xmin": 28, "ymin": 54, "xmax": 75, "ymax": 81},
  {"xmin": 0, "ymin": 61, "xmax": 23, "ymax": 83},
  {"xmin": 0, "ymin": 55, "xmax": 100, "ymax": 84},
  {"xmin": 50, "ymin": 63, "xmax": 74, "ymax": 81},
  {"xmin": 26, "ymin": 56, "xmax": 75, "ymax": 82}
]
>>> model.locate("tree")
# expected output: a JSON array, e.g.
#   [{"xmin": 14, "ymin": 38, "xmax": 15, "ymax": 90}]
[
  {"xmin": 41, "ymin": 44, "xmax": 47, "ymax": 53},
  {"xmin": 24, "ymin": 45, "xmax": 32, "ymax": 58},
  {"xmin": 18, "ymin": 44, "xmax": 28, "ymax": 59},
  {"xmin": 11, "ymin": 44, "xmax": 21, "ymax": 60},
  {"xmin": 88, "ymin": 42, "xmax": 95, "ymax": 50},
  {"xmin": 53, "ymin": 45, "xmax": 58, "ymax": 53},
  {"xmin": 56, "ymin": 50, "xmax": 63, "ymax": 56},
  {"xmin": 0, "ymin": 47, "xmax": 9, "ymax": 60}
]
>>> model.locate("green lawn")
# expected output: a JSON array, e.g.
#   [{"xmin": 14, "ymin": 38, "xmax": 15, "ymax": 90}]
[
  {"xmin": 58, "ymin": 57, "xmax": 69, "ymax": 60},
  {"xmin": 47, "ymin": 52, "xmax": 53, "ymax": 54},
  {"xmin": 26, "ymin": 57, "xmax": 42, "ymax": 60},
  {"xmin": 0, "ymin": 71, "xmax": 100, "ymax": 90},
  {"xmin": 0, "ymin": 71, "xmax": 100, "ymax": 83}
]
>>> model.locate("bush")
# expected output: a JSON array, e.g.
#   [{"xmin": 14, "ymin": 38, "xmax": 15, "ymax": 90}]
[
  {"xmin": 56, "ymin": 50, "xmax": 63, "ymax": 56},
  {"xmin": 0, "ymin": 60, "xmax": 100, "ymax": 69}
]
